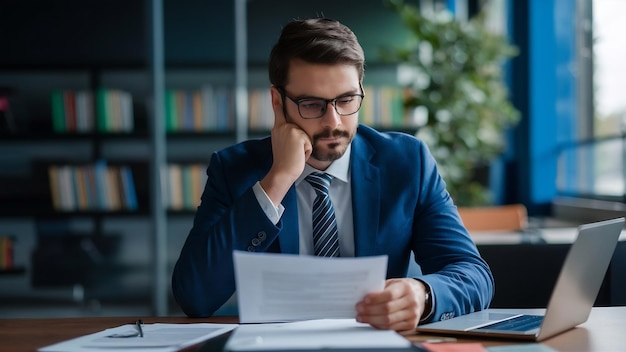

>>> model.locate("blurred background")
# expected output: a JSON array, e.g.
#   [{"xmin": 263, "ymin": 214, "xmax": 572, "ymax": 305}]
[{"xmin": 0, "ymin": 0, "xmax": 624, "ymax": 318}]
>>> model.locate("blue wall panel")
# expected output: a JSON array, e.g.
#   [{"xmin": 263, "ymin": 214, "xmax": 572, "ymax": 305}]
[{"xmin": 513, "ymin": 0, "xmax": 577, "ymax": 215}]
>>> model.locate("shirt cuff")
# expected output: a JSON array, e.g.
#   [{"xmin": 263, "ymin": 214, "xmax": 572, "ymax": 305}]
[{"xmin": 252, "ymin": 181, "xmax": 285, "ymax": 225}]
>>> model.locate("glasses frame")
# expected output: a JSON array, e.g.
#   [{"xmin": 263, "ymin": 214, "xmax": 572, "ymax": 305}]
[{"xmin": 276, "ymin": 86, "xmax": 365, "ymax": 120}]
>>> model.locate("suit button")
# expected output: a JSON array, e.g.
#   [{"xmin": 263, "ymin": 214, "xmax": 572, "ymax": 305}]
[
  {"xmin": 247, "ymin": 246, "xmax": 255, "ymax": 252},
  {"xmin": 257, "ymin": 231, "xmax": 267, "ymax": 240},
  {"xmin": 251, "ymin": 238, "xmax": 260, "ymax": 246}
]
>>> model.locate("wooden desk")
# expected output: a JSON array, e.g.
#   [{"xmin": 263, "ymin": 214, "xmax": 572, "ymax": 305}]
[{"xmin": 0, "ymin": 307, "xmax": 623, "ymax": 352}]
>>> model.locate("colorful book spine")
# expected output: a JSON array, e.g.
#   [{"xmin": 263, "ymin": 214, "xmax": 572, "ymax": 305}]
[
  {"xmin": 0, "ymin": 236, "xmax": 15, "ymax": 270},
  {"xmin": 120, "ymin": 166, "xmax": 138, "ymax": 211}
]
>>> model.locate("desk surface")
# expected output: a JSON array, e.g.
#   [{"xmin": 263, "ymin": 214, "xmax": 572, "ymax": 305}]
[
  {"xmin": 471, "ymin": 227, "xmax": 626, "ymax": 245},
  {"xmin": 0, "ymin": 306, "xmax": 623, "ymax": 352}
]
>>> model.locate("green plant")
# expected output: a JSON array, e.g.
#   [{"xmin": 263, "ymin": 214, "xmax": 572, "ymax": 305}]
[{"xmin": 382, "ymin": 0, "xmax": 520, "ymax": 206}]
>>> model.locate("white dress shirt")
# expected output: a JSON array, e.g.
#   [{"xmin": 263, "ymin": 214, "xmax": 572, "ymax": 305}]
[{"xmin": 252, "ymin": 144, "xmax": 354, "ymax": 256}]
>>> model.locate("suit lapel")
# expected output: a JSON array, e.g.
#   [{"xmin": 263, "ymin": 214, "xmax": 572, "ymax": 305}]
[{"xmin": 351, "ymin": 134, "xmax": 380, "ymax": 256}]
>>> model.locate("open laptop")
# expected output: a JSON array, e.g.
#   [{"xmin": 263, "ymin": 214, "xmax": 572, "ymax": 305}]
[{"xmin": 415, "ymin": 217, "xmax": 625, "ymax": 341}]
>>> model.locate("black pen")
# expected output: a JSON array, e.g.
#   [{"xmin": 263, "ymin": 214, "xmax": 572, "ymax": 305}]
[{"xmin": 135, "ymin": 319, "xmax": 144, "ymax": 338}]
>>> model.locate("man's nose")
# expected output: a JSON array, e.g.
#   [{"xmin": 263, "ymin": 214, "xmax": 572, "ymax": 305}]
[{"xmin": 320, "ymin": 102, "xmax": 342, "ymax": 128}]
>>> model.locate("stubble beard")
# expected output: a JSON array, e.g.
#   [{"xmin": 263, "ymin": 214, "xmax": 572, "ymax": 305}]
[{"xmin": 311, "ymin": 129, "xmax": 352, "ymax": 162}]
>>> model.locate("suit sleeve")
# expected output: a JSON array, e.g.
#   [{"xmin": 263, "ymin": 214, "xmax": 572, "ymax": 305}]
[
  {"xmin": 411, "ymin": 142, "xmax": 495, "ymax": 323},
  {"xmin": 171, "ymin": 151, "xmax": 280, "ymax": 317}
]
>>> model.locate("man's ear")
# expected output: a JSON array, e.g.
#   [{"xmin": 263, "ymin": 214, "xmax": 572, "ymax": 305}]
[{"xmin": 270, "ymin": 86, "xmax": 283, "ymax": 109}]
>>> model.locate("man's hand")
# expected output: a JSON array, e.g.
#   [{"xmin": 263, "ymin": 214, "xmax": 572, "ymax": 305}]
[
  {"xmin": 355, "ymin": 278, "xmax": 430, "ymax": 333},
  {"xmin": 259, "ymin": 86, "xmax": 312, "ymax": 205}
]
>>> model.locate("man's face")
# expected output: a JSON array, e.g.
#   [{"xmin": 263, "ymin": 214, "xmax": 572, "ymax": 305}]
[{"xmin": 282, "ymin": 59, "xmax": 361, "ymax": 167}]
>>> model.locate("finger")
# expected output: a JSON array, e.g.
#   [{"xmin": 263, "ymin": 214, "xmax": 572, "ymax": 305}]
[
  {"xmin": 303, "ymin": 137, "xmax": 313, "ymax": 161},
  {"xmin": 386, "ymin": 311, "xmax": 420, "ymax": 332},
  {"xmin": 358, "ymin": 293, "xmax": 405, "ymax": 315},
  {"xmin": 361, "ymin": 279, "xmax": 406, "ymax": 305},
  {"xmin": 360, "ymin": 307, "xmax": 418, "ymax": 331}
]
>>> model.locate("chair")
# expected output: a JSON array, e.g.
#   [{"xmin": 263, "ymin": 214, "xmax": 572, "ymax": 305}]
[{"xmin": 457, "ymin": 204, "xmax": 528, "ymax": 232}]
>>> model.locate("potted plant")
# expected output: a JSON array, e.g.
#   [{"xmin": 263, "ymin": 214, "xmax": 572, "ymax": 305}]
[{"xmin": 383, "ymin": 0, "xmax": 520, "ymax": 206}]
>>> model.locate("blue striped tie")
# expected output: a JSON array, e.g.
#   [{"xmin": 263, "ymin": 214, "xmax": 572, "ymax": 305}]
[{"xmin": 305, "ymin": 172, "xmax": 340, "ymax": 257}]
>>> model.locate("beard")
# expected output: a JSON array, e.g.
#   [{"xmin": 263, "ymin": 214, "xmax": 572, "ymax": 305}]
[{"xmin": 311, "ymin": 128, "xmax": 352, "ymax": 162}]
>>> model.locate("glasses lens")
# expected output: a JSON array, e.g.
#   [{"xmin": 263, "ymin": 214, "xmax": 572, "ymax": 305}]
[
  {"xmin": 298, "ymin": 99, "xmax": 326, "ymax": 119},
  {"xmin": 335, "ymin": 95, "xmax": 363, "ymax": 116},
  {"xmin": 297, "ymin": 95, "xmax": 363, "ymax": 119}
]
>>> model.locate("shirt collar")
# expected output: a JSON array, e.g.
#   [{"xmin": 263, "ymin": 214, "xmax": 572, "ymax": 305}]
[{"xmin": 298, "ymin": 143, "xmax": 351, "ymax": 185}]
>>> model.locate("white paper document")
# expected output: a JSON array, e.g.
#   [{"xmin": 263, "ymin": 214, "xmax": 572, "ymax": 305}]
[
  {"xmin": 38, "ymin": 323, "xmax": 237, "ymax": 352},
  {"xmin": 233, "ymin": 251, "xmax": 388, "ymax": 323},
  {"xmin": 225, "ymin": 318, "xmax": 412, "ymax": 351}
]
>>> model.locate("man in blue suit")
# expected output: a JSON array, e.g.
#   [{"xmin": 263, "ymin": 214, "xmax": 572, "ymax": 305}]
[{"xmin": 172, "ymin": 18, "xmax": 493, "ymax": 332}]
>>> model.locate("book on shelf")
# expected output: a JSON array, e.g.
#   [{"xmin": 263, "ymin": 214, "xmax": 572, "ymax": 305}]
[
  {"xmin": 48, "ymin": 165, "xmax": 61, "ymax": 210},
  {"xmin": 120, "ymin": 166, "xmax": 138, "ymax": 211},
  {"xmin": 107, "ymin": 166, "xmax": 122, "ymax": 210},
  {"xmin": 0, "ymin": 235, "xmax": 15, "ymax": 270},
  {"xmin": 51, "ymin": 89, "xmax": 133, "ymax": 134},
  {"xmin": 163, "ymin": 163, "xmax": 207, "ymax": 211},
  {"xmin": 248, "ymin": 88, "xmax": 273, "ymax": 131},
  {"xmin": 51, "ymin": 90, "xmax": 95, "ymax": 133},
  {"xmin": 165, "ymin": 86, "xmax": 234, "ymax": 132},
  {"xmin": 47, "ymin": 160, "xmax": 139, "ymax": 212},
  {"xmin": 96, "ymin": 88, "xmax": 134, "ymax": 133},
  {"xmin": 360, "ymin": 86, "xmax": 411, "ymax": 129},
  {"xmin": 189, "ymin": 164, "xmax": 203, "ymax": 210},
  {"xmin": 75, "ymin": 166, "xmax": 89, "ymax": 210},
  {"xmin": 167, "ymin": 164, "xmax": 184, "ymax": 210}
]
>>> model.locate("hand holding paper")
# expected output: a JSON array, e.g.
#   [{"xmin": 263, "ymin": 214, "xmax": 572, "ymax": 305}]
[{"xmin": 233, "ymin": 251, "xmax": 388, "ymax": 323}]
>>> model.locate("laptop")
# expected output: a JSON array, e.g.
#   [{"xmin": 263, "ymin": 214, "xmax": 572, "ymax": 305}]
[{"xmin": 415, "ymin": 217, "xmax": 625, "ymax": 341}]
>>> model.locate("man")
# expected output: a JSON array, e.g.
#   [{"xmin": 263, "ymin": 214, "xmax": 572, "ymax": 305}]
[{"xmin": 172, "ymin": 18, "xmax": 494, "ymax": 332}]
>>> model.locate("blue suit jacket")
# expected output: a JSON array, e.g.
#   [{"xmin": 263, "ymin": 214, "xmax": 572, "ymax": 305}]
[{"xmin": 172, "ymin": 124, "xmax": 494, "ymax": 322}]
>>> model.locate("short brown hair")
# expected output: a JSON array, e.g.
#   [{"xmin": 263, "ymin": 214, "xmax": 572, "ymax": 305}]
[{"xmin": 268, "ymin": 18, "xmax": 365, "ymax": 87}]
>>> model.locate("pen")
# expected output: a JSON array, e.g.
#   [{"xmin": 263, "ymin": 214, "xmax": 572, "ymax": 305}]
[{"xmin": 135, "ymin": 319, "xmax": 144, "ymax": 338}]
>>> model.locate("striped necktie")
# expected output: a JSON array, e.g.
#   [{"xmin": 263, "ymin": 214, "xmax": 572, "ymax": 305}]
[{"xmin": 305, "ymin": 172, "xmax": 340, "ymax": 257}]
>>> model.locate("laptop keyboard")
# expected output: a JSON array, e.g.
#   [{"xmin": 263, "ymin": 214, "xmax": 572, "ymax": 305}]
[{"xmin": 474, "ymin": 314, "xmax": 543, "ymax": 332}]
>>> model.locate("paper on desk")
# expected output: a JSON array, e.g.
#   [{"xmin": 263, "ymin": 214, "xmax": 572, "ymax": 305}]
[
  {"xmin": 37, "ymin": 323, "xmax": 237, "ymax": 352},
  {"xmin": 225, "ymin": 318, "xmax": 412, "ymax": 351},
  {"xmin": 233, "ymin": 251, "xmax": 387, "ymax": 323}
]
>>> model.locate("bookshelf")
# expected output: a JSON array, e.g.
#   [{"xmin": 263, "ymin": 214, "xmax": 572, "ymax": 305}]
[{"xmin": 0, "ymin": 0, "xmax": 166, "ymax": 313}]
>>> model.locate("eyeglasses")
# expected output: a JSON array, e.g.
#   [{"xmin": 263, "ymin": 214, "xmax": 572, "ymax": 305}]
[{"xmin": 277, "ymin": 87, "xmax": 365, "ymax": 119}]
